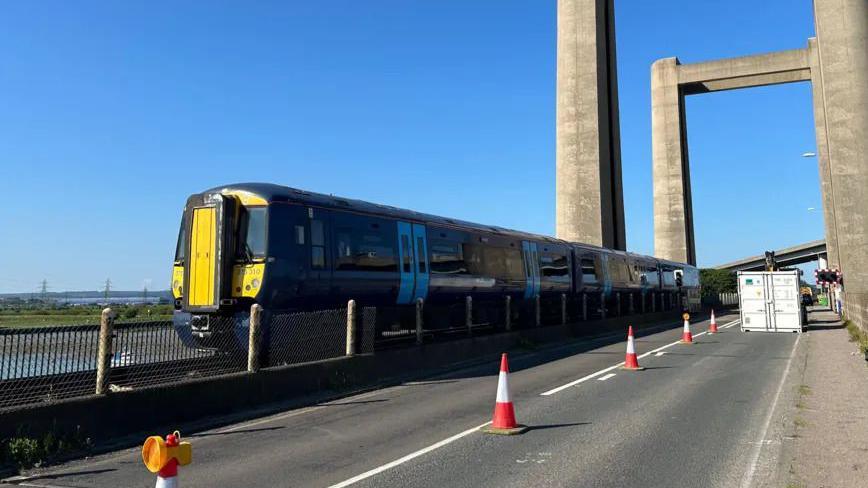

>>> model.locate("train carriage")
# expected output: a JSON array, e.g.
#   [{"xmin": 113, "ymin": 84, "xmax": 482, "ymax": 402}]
[{"xmin": 171, "ymin": 183, "xmax": 700, "ymax": 350}]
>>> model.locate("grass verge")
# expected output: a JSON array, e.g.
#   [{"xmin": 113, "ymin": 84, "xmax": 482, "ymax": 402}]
[{"xmin": 844, "ymin": 320, "xmax": 868, "ymax": 355}]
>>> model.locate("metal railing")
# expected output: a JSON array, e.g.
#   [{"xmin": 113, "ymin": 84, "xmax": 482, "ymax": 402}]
[
  {"xmin": 1, "ymin": 290, "xmax": 683, "ymax": 412},
  {"xmin": 0, "ymin": 306, "xmax": 367, "ymax": 412}
]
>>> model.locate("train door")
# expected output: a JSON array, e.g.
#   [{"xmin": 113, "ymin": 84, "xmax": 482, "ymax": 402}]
[
  {"xmin": 396, "ymin": 222, "xmax": 429, "ymax": 304},
  {"xmin": 188, "ymin": 206, "xmax": 216, "ymax": 307},
  {"xmin": 522, "ymin": 241, "xmax": 540, "ymax": 299},
  {"xmin": 308, "ymin": 208, "xmax": 332, "ymax": 301},
  {"xmin": 183, "ymin": 193, "xmax": 236, "ymax": 312}
]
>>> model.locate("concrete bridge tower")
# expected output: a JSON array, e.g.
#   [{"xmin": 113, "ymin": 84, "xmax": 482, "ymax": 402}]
[{"xmin": 556, "ymin": 0, "xmax": 868, "ymax": 329}]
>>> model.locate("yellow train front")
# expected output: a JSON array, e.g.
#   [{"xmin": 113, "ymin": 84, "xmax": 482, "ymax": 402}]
[{"xmin": 172, "ymin": 186, "xmax": 268, "ymax": 350}]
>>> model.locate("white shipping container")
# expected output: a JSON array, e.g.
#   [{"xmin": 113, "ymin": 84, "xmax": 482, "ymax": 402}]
[{"xmin": 738, "ymin": 270, "xmax": 804, "ymax": 333}]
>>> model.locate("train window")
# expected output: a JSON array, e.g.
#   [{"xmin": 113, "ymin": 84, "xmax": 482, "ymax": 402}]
[
  {"xmin": 581, "ymin": 258, "xmax": 597, "ymax": 282},
  {"xmin": 311, "ymin": 246, "xmax": 325, "ymax": 269},
  {"xmin": 238, "ymin": 207, "xmax": 267, "ymax": 258},
  {"xmin": 294, "ymin": 225, "xmax": 305, "ymax": 245},
  {"xmin": 334, "ymin": 220, "xmax": 398, "ymax": 272},
  {"xmin": 416, "ymin": 237, "xmax": 427, "ymax": 273},
  {"xmin": 479, "ymin": 246, "xmax": 524, "ymax": 280},
  {"xmin": 401, "ymin": 235, "xmax": 411, "ymax": 273},
  {"xmin": 311, "ymin": 219, "xmax": 325, "ymax": 269},
  {"xmin": 540, "ymin": 254, "xmax": 569, "ymax": 278},
  {"xmin": 504, "ymin": 248, "xmax": 524, "ymax": 279},
  {"xmin": 430, "ymin": 241, "xmax": 467, "ymax": 274},
  {"xmin": 174, "ymin": 216, "xmax": 186, "ymax": 263},
  {"xmin": 464, "ymin": 243, "xmax": 484, "ymax": 275},
  {"xmin": 311, "ymin": 220, "xmax": 324, "ymax": 246}
]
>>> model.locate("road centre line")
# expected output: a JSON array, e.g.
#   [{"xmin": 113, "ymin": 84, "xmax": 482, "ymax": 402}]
[
  {"xmin": 597, "ymin": 373, "xmax": 616, "ymax": 381},
  {"xmin": 540, "ymin": 319, "xmax": 740, "ymax": 396},
  {"xmin": 310, "ymin": 316, "xmax": 741, "ymax": 487},
  {"xmin": 327, "ymin": 421, "xmax": 492, "ymax": 488},
  {"xmin": 215, "ymin": 319, "xmax": 741, "ymax": 435},
  {"xmin": 218, "ymin": 317, "xmax": 739, "ymax": 434}
]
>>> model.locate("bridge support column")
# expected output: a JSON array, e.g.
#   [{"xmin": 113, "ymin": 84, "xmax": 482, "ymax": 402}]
[
  {"xmin": 556, "ymin": 0, "xmax": 626, "ymax": 249},
  {"xmin": 651, "ymin": 57, "xmax": 695, "ymax": 265},
  {"xmin": 813, "ymin": 0, "xmax": 868, "ymax": 331}
]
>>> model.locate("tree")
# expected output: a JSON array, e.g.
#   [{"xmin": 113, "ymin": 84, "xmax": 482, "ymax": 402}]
[{"xmin": 699, "ymin": 269, "xmax": 737, "ymax": 298}]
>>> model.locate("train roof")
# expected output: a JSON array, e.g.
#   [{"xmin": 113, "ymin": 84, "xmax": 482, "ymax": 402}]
[
  {"xmin": 202, "ymin": 182, "xmax": 691, "ymax": 268},
  {"xmin": 207, "ymin": 182, "xmax": 574, "ymax": 244}
]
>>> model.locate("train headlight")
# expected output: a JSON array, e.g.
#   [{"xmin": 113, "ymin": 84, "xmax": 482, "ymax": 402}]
[{"xmin": 251, "ymin": 279, "xmax": 261, "ymax": 289}]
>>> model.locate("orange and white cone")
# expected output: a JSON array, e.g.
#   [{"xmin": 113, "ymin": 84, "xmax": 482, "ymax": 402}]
[
  {"xmin": 155, "ymin": 462, "xmax": 179, "ymax": 488},
  {"xmin": 708, "ymin": 309, "xmax": 719, "ymax": 334},
  {"xmin": 481, "ymin": 353, "xmax": 528, "ymax": 435},
  {"xmin": 680, "ymin": 318, "xmax": 694, "ymax": 344},
  {"xmin": 622, "ymin": 326, "xmax": 644, "ymax": 371}
]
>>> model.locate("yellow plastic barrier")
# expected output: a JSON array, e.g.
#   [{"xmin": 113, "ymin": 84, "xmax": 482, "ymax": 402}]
[{"xmin": 142, "ymin": 431, "xmax": 192, "ymax": 473}]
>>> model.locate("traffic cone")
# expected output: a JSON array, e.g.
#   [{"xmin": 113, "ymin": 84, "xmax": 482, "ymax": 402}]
[
  {"xmin": 680, "ymin": 318, "xmax": 694, "ymax": 344},
  {"xmin": 155, "ymin": 458, "xmax": 179, "ymax": 488},
  {"xmin": 481, "ymin": 353, "xmax": 528, "ymax": 435},
  {"xmin": 622, "ymin": 326, "xmax": 644, "ymax": 371},
  {"xmin": 708, "ymin": 309, "xmax": 719, "ymax": 334},
  {"xmin": 142, "ymin": 432, "xmax": 191, "ymax": 488}
]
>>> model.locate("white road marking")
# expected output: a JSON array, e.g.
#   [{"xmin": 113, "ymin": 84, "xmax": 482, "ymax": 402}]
[
  {"xmin": 329, "ymin": 316, "xmax": 743, "ymax": 486},
  {"xmin": 739, "ymin": 332, "xmax": 801, "ymax": 488},
  {"xmin": 722, "ymin": 319, "xmax": 740, "ymax": 329},
  {"xmin": 327, "ymin": 421, "xmax": 491, "ymax": 488},
  {"xmin": 655, "ymin": 351, "xmax": 666, "ymax": 357},
  {"xmin": 0, "ymin": 478, "xmax": 69, "ymax": 488},
  {"xmin": 541, "ymin": 319, "xmax": 740, "ymax": 396}
]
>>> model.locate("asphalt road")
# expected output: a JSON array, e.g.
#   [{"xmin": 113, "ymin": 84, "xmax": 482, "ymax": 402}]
[{"xmin": 4, "ymin": 311, "xmax": 802, "ymax": 488}]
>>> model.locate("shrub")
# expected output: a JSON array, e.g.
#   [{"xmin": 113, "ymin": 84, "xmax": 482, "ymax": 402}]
[{"xmin": 6, "ymin": 437, "xmax": 41, "ymax": 469}]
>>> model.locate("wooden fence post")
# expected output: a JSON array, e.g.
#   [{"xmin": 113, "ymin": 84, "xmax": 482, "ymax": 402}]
[
  {"xmin": 466, "ymin": 296, "xmax": 473, "ymax": 335},
  {"xmin": 416, "ymin": 298, "xmax": 424, "ymax": 345},
  {"xmin": 95, "ymin": 308, "xmax": 114, "ymax": 395},
  {"xmin": 505, "ymin": 296, "xmax": 512, "ymax": 331},
  {"xmin": 345, "ymin": 300, "xmax": 357, "ymax": 356},
  {"xmin": 248, "ymin": 304, "xmax": 263, "ymax": 371}
]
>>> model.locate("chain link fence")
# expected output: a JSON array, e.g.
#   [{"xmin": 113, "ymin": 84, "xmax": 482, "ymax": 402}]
[
  {"xmin": 1, "ymin": 292, "xmax": 679, "ymax": 413},
  {"xmin": 0, "ymin": 324, "xmax": 101, "ymax": 409},
  {"xmin": 0, "ymin": 307, "xmax": 378, "ymax": 412},
  {"xmin": 108, "ymin": 316, "xmax": 245, "ymax": 391},
  {"xmin": 266, "ymin": 307, "xmax": 375, "ymax": 367}
]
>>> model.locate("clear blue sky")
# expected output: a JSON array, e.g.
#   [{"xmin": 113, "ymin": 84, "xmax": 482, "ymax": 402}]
[{"xmin": 0, "ymin": 0, "xmax": 822, "ymax": 293}]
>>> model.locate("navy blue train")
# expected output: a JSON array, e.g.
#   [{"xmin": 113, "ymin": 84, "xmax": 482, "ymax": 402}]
[{"xmin": 171, "ymin": 183, "xmax": 700, "ymax": 349}]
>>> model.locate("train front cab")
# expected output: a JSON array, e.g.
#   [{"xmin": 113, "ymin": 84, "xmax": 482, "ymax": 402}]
[{"xmin": 172, "ymin": 190, "xmax": 268, "ymax": 350}]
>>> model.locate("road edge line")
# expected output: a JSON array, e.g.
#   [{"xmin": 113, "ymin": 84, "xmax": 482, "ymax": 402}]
[{"xmin": 739, "ymin": 332, "xmax": 801, "ymax": 488}]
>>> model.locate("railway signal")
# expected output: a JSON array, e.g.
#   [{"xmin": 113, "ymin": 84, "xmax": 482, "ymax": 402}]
[{"xmin": 814, "ymin": 268, "xmax": 842, "ymax": 286}]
